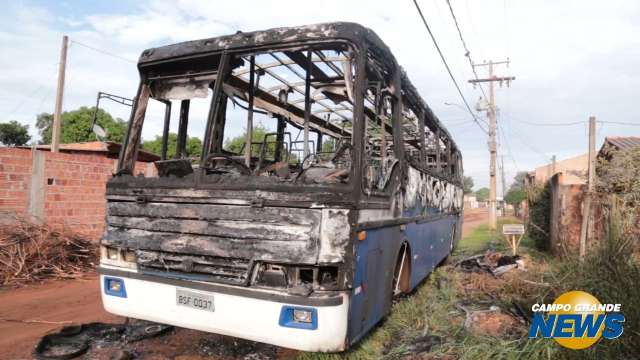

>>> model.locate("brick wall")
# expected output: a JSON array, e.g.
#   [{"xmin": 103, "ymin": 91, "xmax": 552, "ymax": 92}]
[
  {"xmin": 43, "ymin": 152, "xmax": 116, "ymax": 239},
  {"xmin": 0, "ymin": 147, "xmax": 156, "ymax": 241},
  {"xmin": 0, "ymin": 148, "xmax": 32, "ymax": 214}
]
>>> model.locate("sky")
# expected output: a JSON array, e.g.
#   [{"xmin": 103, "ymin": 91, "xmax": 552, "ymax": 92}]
[{"xmin": 0, "ymin": 0, "xmax": 639, "ymax": 192}]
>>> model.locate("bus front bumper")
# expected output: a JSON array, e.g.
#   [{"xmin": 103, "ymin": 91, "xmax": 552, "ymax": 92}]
[{"xmin": 98, "ymin": 267, "xmax": 349, "ymax": 352}]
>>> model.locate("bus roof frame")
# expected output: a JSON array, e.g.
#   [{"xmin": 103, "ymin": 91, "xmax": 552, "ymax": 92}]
[{"xmin": 136, "ymin": 22, "xmax": 459, "ymax": 155}]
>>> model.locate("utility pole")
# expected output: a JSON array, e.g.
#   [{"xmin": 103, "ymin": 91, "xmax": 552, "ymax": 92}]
[
  {"xmin": 579, "ymin": 116, "xmax": 596, "ymax": 260},
  {"xmin": 500, "ymin": 155, "xmax": 507, "ymax": 199},
  {"xmin": 469, "ymin": 60, "xmax": 515, "ymax": 230},
  {"xmin": 51, "ymin": 35, "xmax": 69, "ymax": 153}
]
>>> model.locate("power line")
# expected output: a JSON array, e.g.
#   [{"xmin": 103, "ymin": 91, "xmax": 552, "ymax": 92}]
[
  {"xmin": 514, "ymin": 118, "xmax": 640, "ymax": 127},
  {"xmin": 70, "ymin": 40, "xmax": 136, "ymax": 64},
  {"xmin": 514, "ymin": 119, "xmax": 585, "ymax": 127},
  {"xmin": 412, "ymin": 0, "xmax": 488, "ymax": 134},
  {"xmin": 2, "ymin": 62, "xmax": 58, "ymax": 119},
  {"xmin": 445, "ymin": 0, "xmax": 487, "ymax": 100},
  {"xmin": 497, "ymin": 120, "xmax": 519, "ymax": 172},
  {"xmin": 507, "ymin": 121, "xmax": 552, "ymax": 162},
  {"xmin": 598, "ymin": 120, "xmax": 640, "ymax": 127}
]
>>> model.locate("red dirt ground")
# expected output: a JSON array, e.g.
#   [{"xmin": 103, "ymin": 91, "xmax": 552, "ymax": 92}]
[
  {"xmin": 0, "ymin": 209, "xmax": 488, "ymax": 359},
  {"xmin": 462, "ymin": 208, "xmax": 488, "ymax": 237},
  {"xmin": 0, "ymin": 275, "xmax": 118, "ymax": 359}
]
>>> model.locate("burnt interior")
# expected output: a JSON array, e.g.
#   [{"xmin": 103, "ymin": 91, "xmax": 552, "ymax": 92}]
[{"xmin": 117, "ymin": 37, "xmax": 462, "ymax": 190}]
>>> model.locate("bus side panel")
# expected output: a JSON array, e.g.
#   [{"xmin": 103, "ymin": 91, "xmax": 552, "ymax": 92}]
[
  {"xmin": 348, "ymin": 226, "xmax": 402, "ymax": 345},
  {"xmin": 405, "ymin": 215, "xmax": 459, "ymax": 290}
]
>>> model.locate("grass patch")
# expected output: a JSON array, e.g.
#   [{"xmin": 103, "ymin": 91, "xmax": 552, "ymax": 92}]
[
  {"xmin": 458, "ymin": 217, "xmax": 528, "ymax": 255},
  {"xmin": 457, "ymin": 224, "xmax": 495, "ymax": 254}
]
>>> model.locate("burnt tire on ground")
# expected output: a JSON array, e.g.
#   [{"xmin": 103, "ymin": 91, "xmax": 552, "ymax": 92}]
[{"xmin": 33, "ymin": 321, "xmax": 173, "ymax": 359}]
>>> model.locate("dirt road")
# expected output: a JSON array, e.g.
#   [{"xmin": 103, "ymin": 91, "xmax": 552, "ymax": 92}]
[
  {"xmin": 0, "ymin": 276, "xmax": 118, "ymax": 359},
  {"xmin": 462, "ymin": 208, "xmax": 488, "ymax": 236},
  {"xmin": 0, "ymin": 209, "xmax": 488, "ymax": 359}
]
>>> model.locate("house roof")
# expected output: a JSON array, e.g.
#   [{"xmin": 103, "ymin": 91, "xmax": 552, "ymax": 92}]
[
  {"xmin": 23, "ymin": 141, "xmax": 160, "ymax": 162},
  {"xmin": 604, "ymin": 136, "xmax": 640, "ymax": 151}
]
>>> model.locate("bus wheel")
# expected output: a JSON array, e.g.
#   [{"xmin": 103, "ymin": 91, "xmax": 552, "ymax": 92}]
[{"xmin": 392, "ymin": 243, "xmax": 411, "ymax": 297}]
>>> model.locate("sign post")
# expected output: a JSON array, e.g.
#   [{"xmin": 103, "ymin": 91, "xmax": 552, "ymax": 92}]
[{"xmin": 502, "ymin": 224, "xmax": 525, "ymax": 256}]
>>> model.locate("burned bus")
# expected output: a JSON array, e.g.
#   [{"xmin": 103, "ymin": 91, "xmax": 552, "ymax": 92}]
[{"xmin": 99, "ymin": 22, "xmax": 463, "ymax": 352}]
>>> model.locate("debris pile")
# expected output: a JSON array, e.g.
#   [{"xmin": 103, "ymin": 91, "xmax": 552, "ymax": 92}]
[
  {"xmin": 456, "ymin": 250, "xmax": 525, "ymax": 276},
  {"xmin": 34, "ymin": 320, "xmax": 173, "ymax": 359},
  {"xmin": 0, "ymin": 215, "xmax": 98, "ymax": 285},
  {"xmin": 456, "ymin": 302, "xmax": 525, "ymax": 338}
]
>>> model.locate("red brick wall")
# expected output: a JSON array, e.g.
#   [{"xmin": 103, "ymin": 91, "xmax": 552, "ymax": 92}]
[
  {"xmin": 0, "ymin": 148, "xmax": 32, "ymax": 214},
  {"xmin": 43, "ymin": 152, "xmax": 116, "ymax": 239},
  {"xmin": 0, "ymin": 147, "xmax": 157, "ymax": 241}
]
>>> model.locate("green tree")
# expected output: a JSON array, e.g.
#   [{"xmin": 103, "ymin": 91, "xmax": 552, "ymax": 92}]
[
  {"xmin": 224, "ymin": 125, "xmax": 270, "ymax": 155},
  {"xmin": 35, "ymin": 107, "xmax": 127, "ymax": 144},
  {"xmin": 463, "ymin": 176, "xmax": 474, "ymax": 194},
  {"xmin": 505, "ymin": 188, "xmax": 526, "ymax": 207},
  {"xmin": 504, "ymin": 171, "xmax": 529, "ymax": 212},
  {"xmin": 321, "ymin": 138, "xmax": 336, "ymax": 153},
  {"xmin": 223, "ymin": 125, "xmax": 298, "ymax": 161},
  {"xmin": 475, "ymin": 187, "xmax": 490, "ymax": 202},
  {"xmin": 0, "ymin": 120, "xmax": 31, "ymax": 146},
  {"xmin": 509, "ymin": 171, "xmax": 528, "ymax": 192},
  {"xmin": 141, "ymin": 133, "xmax": 202, "ymax": 158}
]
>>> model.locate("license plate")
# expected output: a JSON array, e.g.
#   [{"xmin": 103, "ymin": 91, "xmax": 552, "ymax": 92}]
[{"xmin": 176, "ymin": 289, "xmax": 215, "ymax": 312}]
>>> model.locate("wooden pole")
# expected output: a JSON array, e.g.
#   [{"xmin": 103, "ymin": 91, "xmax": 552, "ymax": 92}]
[
  {"xmin": 51, "ymin": 35, "xmax": 68, "ymax": 153},
  {"xmin": 468, "ymin": 59, "xmax": 515, "ymax": 230},
  {"xmin": 488, "ymin": 60, "xmax": 498, "ymax": 230},
  {"xmin": 579, "ymin": 116, "xmax": 596, "ymax": 260}
]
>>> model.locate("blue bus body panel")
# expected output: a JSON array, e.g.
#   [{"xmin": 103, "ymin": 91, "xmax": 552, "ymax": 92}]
[
  {"xmin": 404, "ymin": 216, "xmax": 456, "ymax": 288},
  {"xmin": 348, "ymin": 226, "xmax": 397, "ymax": 341},
  {"xmin": 347, "ymin": 214, "xmax": 459, "ymax": 344}
]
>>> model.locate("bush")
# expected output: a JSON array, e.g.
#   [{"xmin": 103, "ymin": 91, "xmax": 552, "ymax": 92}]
[
  {"xmin": 526, "ymin": 182, "xmax": 551, "ymax": 251},
  {"xmin": 554, "ymin": 200, "xmax": 640, "ymax": 359}
]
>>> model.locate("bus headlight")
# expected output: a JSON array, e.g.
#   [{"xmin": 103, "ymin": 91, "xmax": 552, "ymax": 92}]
[
  {"xmin": 104, "ymin": 277, "xmax": 127, "ymax": 298},
  {"xmin": 293, "ymin": 309, "xmax": 313, "ymax": 323},
  {"xmin": 100, "ymin": 245, "xmax": 137, "ymax": 269},
  {"xmin": 279, "ymin": 306, "xmax": 317, "ymax": 330}
]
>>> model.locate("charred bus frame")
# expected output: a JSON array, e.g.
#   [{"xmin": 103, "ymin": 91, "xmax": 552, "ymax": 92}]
[{"xmin": 99, "ymin": 22, "xmax": 463, "ymax": 352}]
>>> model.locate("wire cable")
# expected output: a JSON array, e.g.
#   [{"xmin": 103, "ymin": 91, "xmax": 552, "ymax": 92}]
[
  {"xmin": 514, "ymin": 119, "xmax": 585, "ymax": 127},
  {"xmin": 513, "ymin": 118, "xmax": 640, "ymax": 127},
  {"xmin": 412, "ymin": 0, "xmax": 488, "ymax": 134},
  {"xmin": 498, "ymin": 120, "xmax": 519, "ymax": 172},
  {"xmin": 70, "ymin": 40, "xmax": 136, "ymax": 64},
  {"xmin": 445, "ymin": 0, "xmax": 487, "ymax": 99},
  {"xmin": 598, "ymin": 120, "xmax": 640, "ymax": 127}
]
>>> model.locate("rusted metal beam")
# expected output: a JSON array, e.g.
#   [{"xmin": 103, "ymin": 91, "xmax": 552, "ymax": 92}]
[
  {"xmin": 202, "ymin": 52, "xmax": 230, "ymax": 160},
  {"xmin": 175, "ymin": 99, "xmax": 190, "ymax": 159},
  {"xmin": 225, "ymin": 76, "xmax": 349, "ymax": 139}
]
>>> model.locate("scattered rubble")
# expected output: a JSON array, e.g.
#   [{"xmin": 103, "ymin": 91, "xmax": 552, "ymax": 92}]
[
  {"xmin": 0, "ymin": 215, "xmax": 97, "ymax": 285},
  {"xmin": 456, "ymin": 250, "xmax": 525, "ymax": 276},
  {"xmin": 33, "ymin": 320, "xmax": 172, "ymax": 359}
]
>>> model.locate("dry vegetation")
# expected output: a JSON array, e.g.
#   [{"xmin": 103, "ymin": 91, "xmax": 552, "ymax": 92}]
[{"xmin": 0, "ymin": 214, "xmax": 97, "ymax": 285}]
